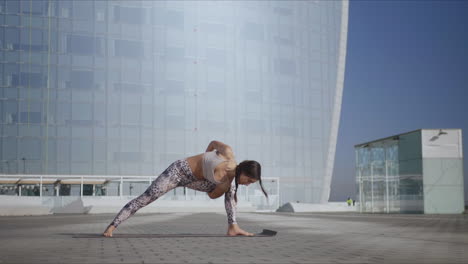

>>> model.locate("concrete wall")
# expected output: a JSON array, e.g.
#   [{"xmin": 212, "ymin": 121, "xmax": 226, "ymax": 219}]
[
  {"xmin": 422, "ymin": 129, "xmax": 465, "ymax": 214},
  {"xmin": 0, "ymin": 196, "xmax": 256, "ymax": 216},
  {"xmin": 276, "ymin": 202, "xmax": 357, "ymax": 213}
]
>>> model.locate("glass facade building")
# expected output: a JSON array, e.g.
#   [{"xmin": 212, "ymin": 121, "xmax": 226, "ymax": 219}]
[
  {"xmin": 355, "ymin": 129, "xmax": 465, "ymax": 214},
  {"xmin": 0, "ymin": 0, "xmax": 348, "ymax": 204}
]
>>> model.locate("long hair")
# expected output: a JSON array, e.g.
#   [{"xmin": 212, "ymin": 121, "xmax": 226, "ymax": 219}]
[{"xmin": 234, "ymin": 160, "xmax": 268, "ymax": 202}]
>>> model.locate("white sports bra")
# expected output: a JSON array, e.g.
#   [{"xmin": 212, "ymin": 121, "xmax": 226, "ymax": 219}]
[{"xmin": 202, "ymin": 150, "xmax": 228, "ymax": 184}]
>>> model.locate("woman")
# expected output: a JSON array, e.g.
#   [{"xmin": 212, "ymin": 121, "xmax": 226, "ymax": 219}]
[{"xmin": 103, "ymin": 140, "xmax": 268, "ymax": 237}]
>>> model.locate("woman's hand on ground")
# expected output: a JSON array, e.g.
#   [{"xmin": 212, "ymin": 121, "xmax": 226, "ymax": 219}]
[
  {"xmin": 227, "ymin": 223, "xmax": 254, "ymax": 236},
  {"xmin": 103, "ymin": 225, "xmax": 115, "ymax": 237}
]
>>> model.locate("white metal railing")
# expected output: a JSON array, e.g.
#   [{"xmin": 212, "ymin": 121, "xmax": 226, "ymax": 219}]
[{"xmin": 0, "ymin": 174, "xmax": 280, "ymax": 211}]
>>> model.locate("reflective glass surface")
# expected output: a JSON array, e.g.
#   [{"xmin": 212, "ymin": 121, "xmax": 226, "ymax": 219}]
[
  {"xmin": 0, "ymin": 0, "xmax": 347, "ymax": 204},
  {"xmin": 356, "ymin": 131, "xmax": 424, "ymax": 213}
]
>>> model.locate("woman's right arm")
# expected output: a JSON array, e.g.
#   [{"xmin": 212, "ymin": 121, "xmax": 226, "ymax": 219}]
[
  {"xmin": 206, "ymin": 140, "xmax": 225, "ymax": 152},
  {"xmin": 206, "ymin": 140, "xmax": 233, "ymax": 157}
]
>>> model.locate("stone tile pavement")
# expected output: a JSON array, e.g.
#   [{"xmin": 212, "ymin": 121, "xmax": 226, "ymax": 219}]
[{"xmin": 0, "ymin": 211, "xmax": 467, "ymax": 263}]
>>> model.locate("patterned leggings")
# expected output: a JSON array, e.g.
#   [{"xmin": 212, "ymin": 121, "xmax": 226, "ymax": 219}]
[{"xmin": 109, "ymin": 159, "xmax": 237, "ymax": 228}]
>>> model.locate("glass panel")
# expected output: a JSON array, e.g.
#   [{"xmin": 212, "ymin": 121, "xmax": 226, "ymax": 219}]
[
  {"xmin": 72, "ymin": 1, "xmax": 93, "ymax": 20},
  {"xmin": 20, "ymin": 184, "xmax": 40, "ymax": 196},
  {"xmin": 115, "ymin": 39, "xmax": 144, "ymax": 58},
  {"xmin": 94, "ymin": 184, "xmax": 106, "ymax": 196},
  {"xmin": 67, "ymin": 35, "xmax": 102, "ymax": 55},
  {"xmin": 0, "ymin": 2, "xmax": 349, "ymax": 205},
  {"xmin": 241, "ymin": 22, "xmax": 263, "ymax": 41},
  {"xmin": 123, "ymin": 181, "xmax": 149, "ymax": 196},
  {"xmin": 6, "ymin": 1, "xmax": 20, "ymax": 14},
  {"xmin": 398, "ymin": 132, "xmax": 423, "ymax": 213},
  {"xmin": 18, "ymin": 138, "xmax": 42, "ymax": 161},
  {"xmin": 67, "ymin": 70, "xmax": 94, "ymax": 90},
  {"xmin": 114, "ymin": 6, "xmax": 146, "ymax": 25},
  {"xmin": 71, "ymin": 139, "xmax": 92, "ymax": 162},
  {"xmin": 23, "ymin": 1, "xmax": 48, "ymax": 16},
  {"xmin": 70, "ymin": 184, "xmax": 81, "ymax": 196},
  {"xmin": 0, "ymin": 184, "xmax": 18, "ymax": 196},
  {"xmin": 5, "ymin": 28, "xmax": 20, "ymax": 50},
  {"xmin": 104, "ymin": 181, "xmax": 120, "ymax": 196},
  {"xmin": 356, "ymin": 131, "xmax": 424, "ymax": 213},
  {"xmin": 165, "ymin": 10, "xmax": 184, "ymax": 30},
  {"xmin": 83, "ymin": 184, "xmax": 93, "ymax": 196},
  {"xmin": 41, "ymin": 184, "xmax": 56, "ymax": 196},
  {"xmin": 71, "ymin": 103, "xmax": 92, "ymax": 121}
]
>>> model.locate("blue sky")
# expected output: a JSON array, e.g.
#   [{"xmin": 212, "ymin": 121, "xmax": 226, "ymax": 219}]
[{"xmin": 330, "ymin": 0, "xmax": 468, "ymax": 202}]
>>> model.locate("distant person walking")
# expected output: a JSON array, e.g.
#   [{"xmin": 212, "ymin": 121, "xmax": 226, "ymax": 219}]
[
  {"xmin": 353, "ymin": 199, "xmax": 356, "ymax": 206},
  {"xmin": 346, "ymin": 197, "xmax": 352, "ymax": 206},
  {"xmin": 103, "ymin": 140, "xmax": 268, "ymax": 237}
]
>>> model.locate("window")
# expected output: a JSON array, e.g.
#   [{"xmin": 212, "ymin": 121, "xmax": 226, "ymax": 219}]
[
  {"xmin": 12, "ymin": 73, "xmax": 47, "ymax": 88},
  {"xmin": 200, "ymin": 120, "xmax": 225, "ymax": 133},
  {"xmin": 67, "ymin": 35, "xmax": 102, "ymax": 55},
  {"xmin": 273, "ymin": 36, "xmax": 294, "ymax": 46},
  {"xmin": 93, "ymin": 140, "xmax": 106, "ymax": 161},
  {"xmin": 205, "ymin": 82, "xmax": 225, "ymax": 98},
  {"xmin": 71, "ymin": 103, "xmax": 92, "ymax": 121},
  {"xmin": 21, "ymin": 1, "xmax": 48, "ymax": 16},
  {"xmin": 6, "ymin": 14, "xmax": 20, "ymax": 26},
  {"xmin": 83, "ymin": 184, "xmax": 93, "ymax": 196},
  {"xmin": 166, "ymin": 115, "xmax": 184, "ymax": 130},
  {"xmin": 206, "ymin": 48, "xmax": 226, "ymax": 67},
  {"xmin": 141, "ymin": 105, "xmax": 152, "ymax": 126},
  {"xmin": 273, "ymin": 7, "xmax": 293, "ymax": 16},
  {"xmin": 115, "ymin": 39, "xmax": 144, "ymax": 58},
  {"xmin": 165, "ymin": 96, "xmax": 184, "ymax": 116},
  {"xmin": 2, "ymin": 138, "xmax": 17, "ymax": 160},
  {"xmin": 165, "ymin": 46, "xmax": 185, "ymax": 61},
  {"xmin": 152, "ymin": 8, "xmax": 164, "ymax": 26},
  {"xmin": 201, "ymin": 23, "xmax": 226, "ymax": 35},
  {"xmin": 19, "ymin": 29, "xmax": 48, "ymax": 51},
  {"xmin": 0, "ymin": 28, "xmax": 3, "ymax": 49},
  {"xmin": 67, "ymin": 70, "xmax": 94, "ymax": 90},
  {"xmin": 5, "ymin": 28, "xmax": 19, "ymax": 50},
  {"xmin": 5, "ymin": 0, "xmax": 20, "ymax": 14},
  {"xmin": 242, "ymin": 119, "xmax": 265, "ymax": 134},
  {"xmin": 72, "ymin": 1, "xmax": 93, "ymax": 20},
  {"xmin": 274, "ymin": 58, "xmax": 296, "ymax": 75},
  {"xmin": 60, "ymin": 7, "xmax": 69, "ymax": 18},
  {"xmin": 121, "ymin": 105, "xmax": 140, "ymax": 125},
  {"xmin": 56, "ymin": 103, "xmax": 70, "ymax": 124},
  {"xmin": 161, "ymin": 80, "xmax": 184, "ymax": 95},
  {"xmin": 58, "ymin": 0, "xmax": 71, "ymax": 18},
  {"xmin": 113, "ymin": 152, "xmax": 145, "ymax": 162},
  {"xmin": 166, "ymin": 10, "xmax": 184, "ymax": 30},
  {"xmin": 241, "ymin": 22, "xmax": 264, "ymax": 41},
  {"xmin": 19, "ymin": 112, "xmax": 42, "ymax": 124},
  {"xmin": 71, "ymin": 139, "xmax": 92, "ymax": 162},
  {"xmin": 114, "ymin": 83, "xmax": 146, "ymax": 94},
  {"xmin": 3, "ymin": 101, "xmax": 18, "ymax": 124},
  {"xmin": 114, "ymin": 6, "xmax": 145, "ymax": 24},
  {"xmin": 18, "ymin": 138, "xmax": 42, "ymax": 160},
  {"xmin": 96, "ymin": 10, "xmax": 105, "ymax": 22}
]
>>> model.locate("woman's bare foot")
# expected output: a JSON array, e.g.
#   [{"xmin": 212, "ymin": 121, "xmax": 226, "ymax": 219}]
[{"xmin": 103, "ymin": 225, "xmax": 116, "ymax": 237}]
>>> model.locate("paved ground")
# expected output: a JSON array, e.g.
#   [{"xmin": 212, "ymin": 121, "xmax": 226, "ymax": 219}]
[{"xmin": 0, "ymin": 211, "xmax": 467, "ymax": 263}]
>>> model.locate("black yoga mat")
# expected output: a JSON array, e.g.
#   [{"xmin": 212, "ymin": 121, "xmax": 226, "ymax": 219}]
[{"xmin": 72, "ymin": 229, "xmax": 277, "ymax": 238}]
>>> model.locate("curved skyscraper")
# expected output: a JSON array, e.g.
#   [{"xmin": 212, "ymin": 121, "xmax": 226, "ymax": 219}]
[{"xmin": 0, "ymin": 0, "xmax": 348, "ymax": 204}]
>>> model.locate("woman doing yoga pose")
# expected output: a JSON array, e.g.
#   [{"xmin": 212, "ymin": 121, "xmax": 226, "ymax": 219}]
[{"xmin": 102, "ymin": 140, "xmax": 268, "ymax": 237}]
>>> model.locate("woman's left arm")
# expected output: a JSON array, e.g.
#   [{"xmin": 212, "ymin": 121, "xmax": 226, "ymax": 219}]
[{"xmin": 225, "ymin": 184, "xmax": 254, "ymax": 236}]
